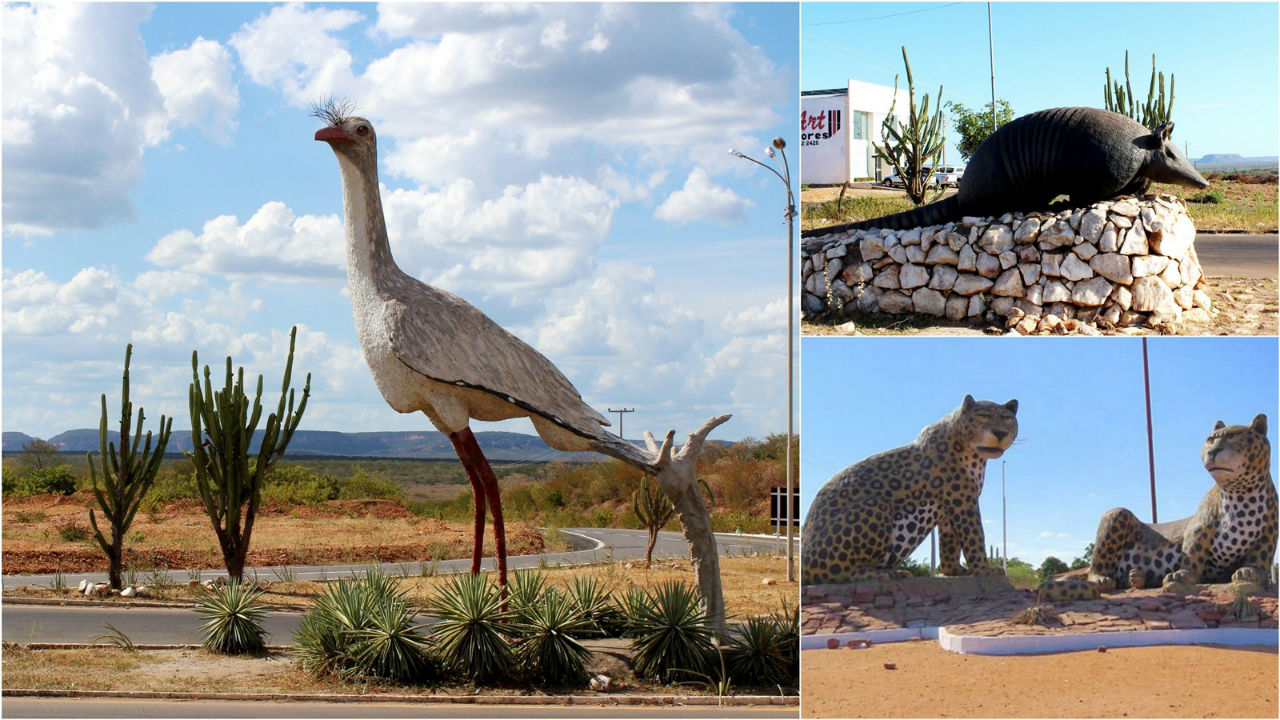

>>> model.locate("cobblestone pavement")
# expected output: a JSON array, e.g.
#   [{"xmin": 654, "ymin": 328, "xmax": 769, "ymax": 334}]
[{"xmin": 802, "ymin": 576, "xmax": 1279, "ymax": 638}]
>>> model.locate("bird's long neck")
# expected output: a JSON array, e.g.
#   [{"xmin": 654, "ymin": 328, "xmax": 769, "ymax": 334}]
[{"xmin": 336, "ymin": 154, "xmax": 401, "ymax": 288}]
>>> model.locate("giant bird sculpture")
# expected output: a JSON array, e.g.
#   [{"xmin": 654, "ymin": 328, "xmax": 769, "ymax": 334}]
[{"xmin": 313, "ymin": 100, "xmax": 731, "ymax": 626}]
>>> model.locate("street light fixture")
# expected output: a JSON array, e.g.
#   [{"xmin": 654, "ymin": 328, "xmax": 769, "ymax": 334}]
[{"xmin": 729, "ymin": 138, "xmax": 796, "ymax": 583}]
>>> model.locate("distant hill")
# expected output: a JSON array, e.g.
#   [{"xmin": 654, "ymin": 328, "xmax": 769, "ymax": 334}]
[
  {"xmin": 3, "ymin": 429, "xmax": 624, "ymax": 463},
  {"xmin": 1193, "ymin": 154, "xmax": 1278, "ymax": 171}
]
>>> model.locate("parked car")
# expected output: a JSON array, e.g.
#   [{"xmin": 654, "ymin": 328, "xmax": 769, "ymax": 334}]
[
  {"xmin": 933, "ymin": 164, "xmax": 966, "ymax": 188},
  {"xmin": 880, "ymin": 168, "xmax": 936, "ymax": 188}
]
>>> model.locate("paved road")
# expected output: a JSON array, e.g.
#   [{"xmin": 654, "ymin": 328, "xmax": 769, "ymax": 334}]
[
  {"xmin": 2, "ymin": 528, "xmax": 798, "ymax": 645},
  {"xmin": 1195, "ymin": 233, "xmax": 1277, "ymax": 279},
  {"xmin": 2, "ymin": 527, "xmax": 796, "ymax": 590},
  {"xmin": 0, "ymin": 697, "xmax": 796, "ymax": 719}
]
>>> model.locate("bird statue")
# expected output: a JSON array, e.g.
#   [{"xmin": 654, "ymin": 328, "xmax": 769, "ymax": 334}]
[{"xmin": 312, "ymin": 99, "xmax": 732, "ymax": 626}]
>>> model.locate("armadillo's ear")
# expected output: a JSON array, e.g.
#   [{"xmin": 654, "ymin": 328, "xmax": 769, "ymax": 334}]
[{"xmin": 1154, "ymin": 121, "xmax": 1174, "ymax": 142}]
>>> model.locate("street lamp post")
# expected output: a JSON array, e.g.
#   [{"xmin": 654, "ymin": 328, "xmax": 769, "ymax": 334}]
[{"xmin": 730, "ymin": 138, "xmax": 796, "ymax": 583}]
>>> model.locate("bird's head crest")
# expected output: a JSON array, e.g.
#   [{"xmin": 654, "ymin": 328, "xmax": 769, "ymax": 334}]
[{"xmin": 311, "ymin": 96, "xmax": 358, "ymax": 127}]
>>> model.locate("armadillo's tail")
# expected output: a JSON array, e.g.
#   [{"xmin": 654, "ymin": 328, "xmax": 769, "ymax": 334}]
[{"xmin": 803, "ymin": 195, "xmax": 962, "ymax": 238}]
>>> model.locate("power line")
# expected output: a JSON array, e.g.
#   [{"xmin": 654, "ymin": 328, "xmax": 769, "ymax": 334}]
[{"xmin": 806, "ymin": 3, "xmax": 963, "ymax": 27}]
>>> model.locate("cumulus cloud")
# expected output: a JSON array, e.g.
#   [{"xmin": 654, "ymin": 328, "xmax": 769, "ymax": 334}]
[
  {"xmin": 2, "ymin": 3, "xmax": 164, "ymax": 235},
  {"xmin": 654, "ymin": 168, "xmax": 754, "ymax": 225},
  {"xmin": 229, "ymin": 3, "xmax": 363, "ymax": 105},
  {"xmin": 151, "ymin": 37, "xmax": 240, "ymax": 144}
]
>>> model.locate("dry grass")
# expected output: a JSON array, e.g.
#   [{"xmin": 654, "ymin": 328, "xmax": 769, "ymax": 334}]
[{"xmin": 1171, "ymin": 178, "xmax": 1278, "ymax": 233}]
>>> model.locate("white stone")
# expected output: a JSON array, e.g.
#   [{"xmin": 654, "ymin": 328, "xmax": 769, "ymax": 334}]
[
  {"xmin": 1018, "ymin": 263, "xmax": 1041, "ymax": 285},
  {"xmin": 976, "ymin": 252, "xmax": 1001, "ymax": 279},
  {"xmin": 591, "ymin": 674, "xmax": 613, "ymax": 692},
  {"xmin": 1160, "ymin": 260, "xmax": 1183, "ymax": 289},
  {"xmin": 1174, "ymin": 285, "xmax": 1195, "ymax": 309},
  {"xmin": 136, "ymin": 586, "xmax": 152, "ymax": 598},
  {"xmin": 873, "ymin": 265, "xmax": 900, "ymax": 289},
  {"xmin": 826, "ymin": 243, "xmax": 848, "ymax": 259},
  {"xmin": 928, "ymin": 265, "xmax": 959, "ymax": 291},
  {"xmin": 1100, "ymin": 304, "xmax": 1123, "ymax": 325},
  {"xmin": 830, "ymin": 279, "xmax": 855, "ymax": 304},
  {"xmin": 912, "ymin": 287, "xmax": 946, "ymax": 316},
  {"xmin": 78, "ymin": 579, "xmax": 89, "ymax": 592},
  {"xmin": 1042, "ymin": 279, "xmax": 1071, "ymax": 303},
  {"xmin": 1079, "ymin": 208, "xmax": 1107, "ymax": 241},
  {"xmin": 1112, "ymin": 284, "xmax": 1133, "ymax": 311},
  {"xmin": 900, "ymin": 227, "xmax": 922, "ymax": 246},
  {"xmin": 992, "ymin": 268, "xmax": 1024, "ymax": 297},
  {"xmin": 1046, "ymin": 302, "xmax": 1075, "ymax": 320},
  {"xmin": 990, "ymin": 296, "xmax": 1015, "ymax": 316},
  {"xmin": 1193, "ymin": 289, "xmax": 1212, "ymax": 311},
  {"xmin": 1038, "ymin": 221, "xmax": 1076, "ymax": 249},
  {"xmin": 1060, "ymin": 253, "xmax": 1094, "ymax": 282},
  {"xmin": 802, "ymin": 293, "xmax": 824, "ymax": 314},
  {"xmin": 1013, "ymin": 217, "xmax": 1042, "ymax": 243},
  {"xmin": 997, "ymin": 251, "xmax": 1017, "ymax": 270},
  {"xmin": 1025, "ymin": 282, "xmax": 1043, "ymax": 306},
  {"xmin": 1072, "ymin": 242, "xmax": 1098, "ymax": 261},
  {"xmin": 947, "ymin": 231, "xmax": 968, "ymax": 252},
  {"xmin": 1150, "ymin": 212, "xmax": 1195, "ymax": 259},
  {"xmin": 1131, "ymin": 276, "xmax": 1177, "ymax": 313},
  {"xmin": 887, "ymin": 243, "xmax": 908, "ymax": 264},
  {"xmin": 978, "ymin": 225, "xmax": 1014, "ymax": 254},
  {"xmin": 899, "ymin": 263, "xmax": 929, "ymax": 289},
  {"xmin": 847, "ymin": 262, "xmax": 875, "ymax": 285},
  {"xmin": 856, "ymin": 288, "xmax": 879, "ymax": 313},
  {"xmin": 1017, "ymin": 245, "xmax": 1040, "ymax": 263},
  {"xmin": 967, "ymin": 294, "xmax": 986, "ymax": 318},
  {"xmin": 904, "ymin": 246, "xmax": 925, "ymax": 263},
  {"xmin": 121, "ymin": 587, "xmax": 136, "ymax": 598},
  {"xmin": 1184, "ymin": 308, "xmax": 1211, "ymax": 323},
  {"xmin": 1119, "ymin": 223, "xmax": 1147, "ymax": 255},
  {"xmin": 920, "ymin": 227, "xmax": 935, "ymax": 252},
  {"xmin": 945, "ymin": 295, "xmax": 969, "ymax": 321},
  {"xmin": 1111, "ymin": 199, "xmax": 1140, "ymax": 217},
  {"xmin": 1098, "ymin": 223, "xmax": 1119, "ymax": 253},
  {"xmin": 925, "ymin": 244, "xmax": 959, "ymax": 265},
  {"xmin": 1130, "ymin": 255, "xmax": 1168, "ymax": 278},
  {"xmin": 952, "ymin": 274, "xmax": 994, "ymax": 296},
  {"xmin": 1041, "ymin": 253, "xmax": 1064, "ymax": 277},
  {"xmin": 1090, "ymin": 253, "xmax": 1133, "ymax": 284},
  {"xmin": 826, "ymin": 257, "xmax": 844, "ymax": 279},
  {"xmin": 861, "ymin": 235, "xmax": 885, "ymax": 261},
  {"xmin": 1071, "ymin": 276, "xmax": 1113, "ymax": 306},
  {"xmin": 957, "ymin": 245, "xmax": 978, "ymax": 271},
  {"xmin": 878, "ymin": 291, "xmax": 913, "ymax": 314},
  {"xmin": 1179, "ymin": 257, "xmax": 1202, "ymax": 288}
]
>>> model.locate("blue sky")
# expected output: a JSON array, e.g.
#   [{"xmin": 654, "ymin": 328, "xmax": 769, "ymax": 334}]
[
  {"xmin": 2, "ymin": 3, "xmax": 799, "ymax": 443},
  {"xmin": 802, "ymin": 2, "xmax": 1279, "ymax": 162},
  {"xmin": 800, "ymin": 337, "xmax": 1280, "ymax": 567}
]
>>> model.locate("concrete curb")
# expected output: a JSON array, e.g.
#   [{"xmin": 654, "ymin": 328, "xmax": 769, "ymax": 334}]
[
  {"xmin": 16, "ymin": 643, "xmax": 292, "ymax": 652},
  {"xmin": 1, "ymin": 597, "xmax": 302, "ymax": 612},
  {"xmin": 937, "ymin": 625, "xmax": 1280, "ymax": 655},
  {"xmin": 799, "ymin": 627, "xmax": 938, "ymax": 650},
  {"xmin": 0, "ymin": 688, "xmax": 797, "ymax": 707}
]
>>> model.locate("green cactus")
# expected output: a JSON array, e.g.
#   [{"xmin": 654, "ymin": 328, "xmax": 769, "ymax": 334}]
[
  {"xmin": 633, "ymin": 475, "xmax": 712, "ymax": 570},
  {"xmin": 87, "ymin": 345, "xmax": 173, "ymax": 590},
  {"xmin": 873, "ymin": 47, "xmax": 946, "ymax": 207},
  {"xmin": 189, "ymin": 326, "xmax": 310, "ymax": 580},
  {"xmin": 1104, "ymin": 51, "xmax": 1175, "ymax": 132}
]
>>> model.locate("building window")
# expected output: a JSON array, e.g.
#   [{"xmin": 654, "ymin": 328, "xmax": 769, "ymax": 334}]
[{"xmin": 851, "ymin": 110, "xmax": 871, "ymax": 140}]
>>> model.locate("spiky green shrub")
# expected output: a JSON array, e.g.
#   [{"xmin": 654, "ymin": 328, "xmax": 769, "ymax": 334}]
[
  {"xmin": 628, "ymin": 581, "xmax": 716, "ymax": 683},
  {"xmin": 612, "ymin": 586, "xmax": 654, "ymax": 639},
  {"xmin": 427, "ymin": 573, "xmax": 513, "ymax": 683},
  {"xmin": 566, "ymin": 576, "xmax": 624, "ymax": 638},
  {"xmin": 197, "ymin": 579, "xmax": 268, "ymax": 654},
  {"xmin": 723, "ymin": 616, "xmax": 794, "ymax": 687},
  {"xmin": 511, "ymin": 588, "xmax": 592, "ymax": 685},
  {"xmin": 293, "ymin": 569, "xmax": 433, "ymax": 682},
  {"xmin": 507, "ymin": 568, "xmax": 549, "ymax": 624}
]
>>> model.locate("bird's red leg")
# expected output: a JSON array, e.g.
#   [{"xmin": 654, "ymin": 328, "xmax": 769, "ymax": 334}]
[
  {"xmin": 448, "ymin": 429, "xmax": 487, "ymax": 575},
  {"xmin": 450, "ymin": 428, "xmax": 508, "ymax": 594}
]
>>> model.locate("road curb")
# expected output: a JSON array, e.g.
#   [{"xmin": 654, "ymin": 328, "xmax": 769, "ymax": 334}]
[
  {"xmin": 0, "ymin": 688, "xmax": 797, "ymax": 707},
  {"xmin": 0, "ymin": 597, "xmax": 302, "ymax": 612}
]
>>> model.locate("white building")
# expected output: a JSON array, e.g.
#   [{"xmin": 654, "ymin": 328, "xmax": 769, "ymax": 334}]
[{"xmin": 801, "ymin": 79, "xmax": 906, "ymax": 185}]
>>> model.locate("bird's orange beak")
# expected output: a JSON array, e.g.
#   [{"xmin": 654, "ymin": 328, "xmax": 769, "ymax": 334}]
[{"xmin": 315, "ymin": 126, "xmax": 353, "ymax": 145}]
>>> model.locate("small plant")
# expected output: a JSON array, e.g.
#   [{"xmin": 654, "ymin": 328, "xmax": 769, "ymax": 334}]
[
  {"xmin": 428, "ymin": 573, "xmax": 514, "ymax": 683},
  {"xmin": 272, "ymin": 566, "xmax": 298, "ymax": 583},
  {"xmin": 45, "ymin": 568, "xmax": 67, "ymax": 592},
  {"xmin": 91, "ymin": 623, "xmax": 136, "ymax": 651},
  {"xmin": 1011, "ymin": 602, "xmax": 1060, "ymax": 626},
  {"xmin": 628, "ymin": 581, "xmax": 716, "ymax": 683},
  {"xmin": 186, "ymin": 568, "xmax": 203, "ymax": 583},
  {"xmin": 612, "ymin": 586, "xmax": 654, "ymax": 638},
  {"xmin": 1189, "ymin": 189, "xmax": 1224, "ymax": 204},
  {"xmin": 127, "ymin": 531, "xmax": 147, "ymax": 544},
  {"xmin": 511, "ymin": 588, "xmax": 593, "ymax": 685},
  {"xmin": 351, "ymin": 595, "xmax": 434, "ymax": 682},
  {"xmin": 723, "ymin": 615, "xmax": 794, "ymax": 687},
  {"xmin": 420, "ymin": 557, "xmax": 439, "ymax": 578},
  {"xmin": 1227, "ymin": 587, "xmax": 1261, "ymax": 622},
  {"xmin": 566, "ymin": 575, "xmax": 623, "ymax": 637},
  {"xmin": 148, "ymin": 567, "xmax": 176, "ymax": 596},
  {"xmin": 124, "ymin": 566, "xmax": 141, "ymax": 588},
  {"xmin": 507, "ymin": 568, "xmax": 549, "ymax": 623},
  {"xmin": 56, "ymin": 521, "xmax": 89, "ymax": 543},
  {"xmin": 197, "ymin": 579, "xmax": 268, "ymax": 654},
  {"xmin": 13, "ymin": 511, "xmax": 47, "ymax": 523}
]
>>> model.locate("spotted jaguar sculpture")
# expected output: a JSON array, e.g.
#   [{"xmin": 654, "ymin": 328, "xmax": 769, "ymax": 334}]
[{"xmin": 802, "ymin": 395, "xmax": 1018, "ymax": 585}]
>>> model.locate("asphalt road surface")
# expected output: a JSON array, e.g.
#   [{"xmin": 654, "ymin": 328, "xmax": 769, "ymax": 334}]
[
  {"xmin": 1194, "ymin": 233, "xmax": 1277, "ymax": 278},
  {"xmin": 1, "ymin": 698, "xmax": 797, "ymax": 719},
  {"xmin": 2, "ymin": 528, "xmax": 798, "ymax": 645},
  {"xmin": 2, "ymin": 527, "xmax": 796, "ymax": 591}
]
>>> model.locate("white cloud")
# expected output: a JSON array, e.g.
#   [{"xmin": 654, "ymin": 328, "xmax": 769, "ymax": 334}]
[
  {"xmin": 2, "ymin": 3, "xmax": 164, "ymax": 235},
  {"xmin": 229, "ymin": 4, "xmax": 363, "ymax": 105},
  {"xmin": 151, "ymin": 37, "xmax": 240, "ymax": 144},
  {"xmin": 720, "ymin": 298, "xmax": 786, "ymax": 337},
  {"xmin": 654, "ymin": 168, "xmax": 754, "ymax": 225}
]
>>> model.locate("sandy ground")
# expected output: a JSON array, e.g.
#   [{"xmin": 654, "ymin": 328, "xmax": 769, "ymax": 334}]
[{"xmin": 801, "ymin": 641, "xmax": 1278, "ymax": 718}]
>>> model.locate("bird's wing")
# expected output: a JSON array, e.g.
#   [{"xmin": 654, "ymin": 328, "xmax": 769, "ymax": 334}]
[{"xmin": 382, "ymin": 276, "xmax": 609, "ymax": 440}]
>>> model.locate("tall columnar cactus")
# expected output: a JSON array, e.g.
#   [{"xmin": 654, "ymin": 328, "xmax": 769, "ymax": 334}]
[
  {"xmin": 633, "ymin": 474, "xmax": 712, "ymax": 570},
  {"xmin": 190, "ymin": 326, "xmax": 310, "ymax": 580},
  {"xmin": 1104, "ymin": 51, "xmax": 1175, "ymax": 132},
  {"xmin": 87, "ymin": 346, "xmax": 172, "ymax": 590},
  {"xmin": 874, "ymin": 46, "xmax": 946, "ymax": 207}
]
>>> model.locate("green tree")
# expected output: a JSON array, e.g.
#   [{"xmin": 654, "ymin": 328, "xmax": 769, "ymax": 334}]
[
  {"xmin": 19, "ymin": 439, "xmax": 61, "ymax": 471},
  {"xmin": 1038, "ymin": 556, "xmax": 1070, "ymax": 582},
  {"xmin": 874, "ymin": 47, "xmax": 946, "ymax": 206},
  {"xmin": 189, "ymin": 327, "xmax": 310, "ymax": 580},
  {"xmin": 944, "ymin": 99, "xmax": 1015, "ymax": 162},
  {"xmin": 1069, "ymin": 542, "xmax": 1094, "ymax": 570},
  {"xmin": 1103, "ymin": 51, "xmax": 1174, "ymax": 131},
  {"xmin": 87, "ymin": 346, "xmax": 173, "ymax": 589}
]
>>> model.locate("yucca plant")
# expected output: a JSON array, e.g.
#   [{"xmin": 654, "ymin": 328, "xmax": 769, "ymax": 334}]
[
  {"xmin": 507, "ymin": 568, "xmax": 549, "ymax": 623},
  {"xmin": 351, "ymin": 595, "xmax": 435, "ymax": 682},
  {"xmin": 567, "ymin": 576, "xmax": 623, "ymax": 637},
  {"xmin": 197, "ymin": 579, "xmax": 268, "ymax": 654},
  {"xmin": 511, "ymin": 587, "xmax": 593, "ymax": 685},
  {"xmin": 723, "ymin": 616, "xmax": 793, "ymax": 687},
  {"xmin": 612, "ymin": 585, "xmax": 654, "ymax": 639},
  {"xmin": 428, "ymin": 573, "xmax": 514, "ymax": 683},
  {"xmin": 629, "ymin": 581, "xmax": 716, "ymax": 683}
]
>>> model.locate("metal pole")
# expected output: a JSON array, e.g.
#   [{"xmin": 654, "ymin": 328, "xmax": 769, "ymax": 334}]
[
  {"xmin": 1142, "ymin": 339, "xmax": 1158, "ymax": 522},
  {"xmin": 782, "ymin": 144, "xmax": 796, "ymax": 585},
  {"xmin": 930, "ymin": 528, "xmax": 937, "ymax": 575},
  {"xmin": 607, "ymin": 407, "xmax": 634, "ymax": 440},
  {"xmin": 988, "ymin": 3, "xmax": 998, "ymax": 134},
  {"xmin": 1001, "ymin": 460, "xmax": 1008, "ymax": 573}
]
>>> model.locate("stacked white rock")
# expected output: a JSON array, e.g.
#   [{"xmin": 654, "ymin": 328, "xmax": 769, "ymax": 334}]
[{"xmin": 801, "ymin": 195, "xmax": 1212, "ymax": 333}]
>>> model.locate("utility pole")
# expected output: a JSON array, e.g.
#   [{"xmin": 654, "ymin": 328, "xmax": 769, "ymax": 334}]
[
  {"xmin": 607, "ymin": 407, "xmax": 635, "ymax": 440},
  {"xmin": 988, "ymin": 3, "xmax": 998, "ymax": 136},
  {"xmin": 1001, "ymin": 460, "xmax": 1008, "ymax": 574},
  {"xmin": 1142, "ymin": 339, "xmax": 1158, "ymax": 522}
]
